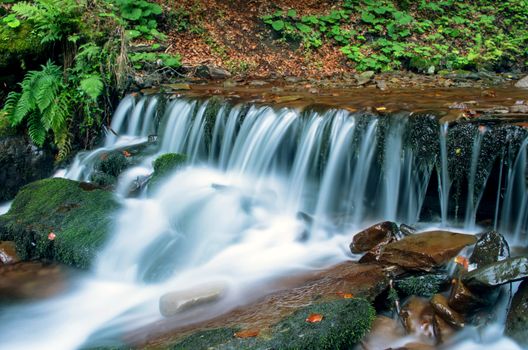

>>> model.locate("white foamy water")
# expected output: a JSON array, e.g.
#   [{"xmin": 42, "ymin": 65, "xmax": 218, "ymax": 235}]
[
  {"xmin": 0, "ymin": 201, "xmax": 12, "ymax": 215},
  {"xmin": 0, "ymin": 95, "xmax": 526, "ymax": 350}
]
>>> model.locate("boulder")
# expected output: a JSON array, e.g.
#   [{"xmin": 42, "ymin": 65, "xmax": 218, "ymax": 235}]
[
  {"xmin": 356, "ymin": 71, "xmax": 375, "ymax": 85},
  {"xmin": 378, "ymin": 231, "xmax": 477, "ymax": 270},
  {"xmin": 430, "ymin": 294, "xmax": 464, "ymax": 329},
  {"xmin": 469, "ymin": 230, "xmax": 510, "ymax": 268},
  {"xmin": 195, "ymin": 65, "xmax": 231, "ymax": 80},
  {"xmin": 0, "ymin": 178, "xmax": 118, "ymax": 269},
  {"xmin": 0, "ymin": 241, "xmax": 19, "ymax": 264},
  {"xmin": 0, "ymin": 136, "xmax": 54, "ymax": 201},
  {"xmin": 515, "ymin": 75, "xmax": 528, "ymax": 88},
  {"xmin": 461, "ymin": 257, "xmax": 528, "ymax": 291},
  {"xmin": 505, "ymin": 280, "xmax": 528, "ymax": 346},
  {"xmin": 350, "ymin": 221, "xmax": 398, "ymax": 254}
]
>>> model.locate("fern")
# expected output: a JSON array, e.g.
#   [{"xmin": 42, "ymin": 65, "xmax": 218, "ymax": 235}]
[
  {"xmin": 2, "ymin": 61, "xmax": 69, "ymax": 147},
  {"xmin": 80, "ymin": 75, "xmax": 104, "ymax": 100}
]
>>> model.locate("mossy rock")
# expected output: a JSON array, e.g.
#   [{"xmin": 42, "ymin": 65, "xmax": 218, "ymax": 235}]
[
  {"xmin": 0, "ymin": 22, "xmax": 42, "ymax": 68},
  {"xmin": 394, "ymin": 273, "xmax": 450, "ymax": 298},
  {"xmin": 149, "ymin": 153, "xmax": 187, "ymax": 191},
  {"xmin": 170, "ymin": 298, "xmax": 375, "ymax": 350},
  {"xmin": 0, "ymin": 111, "xmax": 16, "ymax": 137},
  {"xmin": 0, "ymin": 178, "xmax": 119, "ymax": 269}
]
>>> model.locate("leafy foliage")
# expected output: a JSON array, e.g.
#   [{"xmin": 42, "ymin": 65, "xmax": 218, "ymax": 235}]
[
  {"xmin": 129, "ymin": 52, "xmax": 182, "ymax": 69},
  {"xmin": 111, "ymin": 0, "xmax": 164, "ymax": 40},
  {"xmin": 263, "ymin": 0, "xmax": 528, "ymax": 72},
  {"xmin": 3, "ymin": 61, "xmax": 70, "ymax": 149}
]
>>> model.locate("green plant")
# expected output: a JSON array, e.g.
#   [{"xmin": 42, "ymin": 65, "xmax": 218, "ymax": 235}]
[
  {"xmin": 112, "ymin": 0, "xmax": 164, "ymax": 40},
  {"xmin": 3, "ymin": 61, "xmax": 70, "ymax": 149},
  {"xmin": 129, "ymin": 52, "xmax": 181, "ymax": 69}
]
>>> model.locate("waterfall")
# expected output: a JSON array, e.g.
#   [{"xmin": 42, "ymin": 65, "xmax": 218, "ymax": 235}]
[{"xmin": 2, "ymin": 94, "xmax": 527, "ymax": 350}]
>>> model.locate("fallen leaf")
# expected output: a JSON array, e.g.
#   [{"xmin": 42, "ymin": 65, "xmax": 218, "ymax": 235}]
[
  {"xmin": 306, "ymin": 313, "xmax": 323, "ymax": 323},
  {"xmin": 48, "ymin": 232, "xmax": 56, "ymax": 241},
  {"xmin": 454, "ymin": 256, "xmax": 468, "ymax": 270},
  {"xmin": 123, "ymin": 150, "xmax": 131, "ymax": 157},
  {"xmin": 376, "ymin": 107, "xmax": 387, "ymax": 111},
  {"xmin": 234, "ymin": 329, "xmax": 260, "ymax": 338},
  {"xmin": 336, "ymin": 291, "xmax": 354, "ymax": 299}
]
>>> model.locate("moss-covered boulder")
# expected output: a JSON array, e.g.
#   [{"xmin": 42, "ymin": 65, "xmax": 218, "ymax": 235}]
[
  {"xmin": 0, "ymin": 178, "xmax": 118, "ymax": 269},
  {"xmin": 170, "ymin": 298, "xmax": 375, "ymax": 350},
  {"xmin": 149, "ymin": 153, "xmax": 187, "ymax": 191}
]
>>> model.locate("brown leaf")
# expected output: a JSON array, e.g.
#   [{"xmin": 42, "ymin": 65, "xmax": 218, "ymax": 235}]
[
  {"xmin": 336, "ymin": 291, "xmax": 354, "ymax": 299},
  {"xmin": 234, "ymin": 329, "xmax": 260, "ymax": 338},
  {"xmin": 454, "ymin": 255, "xmax": 469, "ymax": 270},
  {"xmin": 305, "ymin": 313, "xmax": 323, "ymax": 323}
]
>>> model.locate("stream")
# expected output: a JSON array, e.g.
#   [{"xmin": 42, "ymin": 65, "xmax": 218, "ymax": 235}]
[{"xmin": 0, "ymin": 93, "xmax": 527, "ymax": 349}]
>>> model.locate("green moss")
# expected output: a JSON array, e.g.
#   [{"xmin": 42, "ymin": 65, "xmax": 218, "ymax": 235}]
[
  {"xmin": 98, "ymin": 152, "xmax": 129, "ymax": 177},
  {"xmin": 170, "ymin": 328, "xmax": 259, "ymax": 350},
  {"xmin": 149, "ymin": 153, "xmax": 187, "ymax": 191},
  {"xmin": 0, "ymin": 23, "xmax": 42, "ymax": 68},
  {"xmin": 269, "ymin": 298, "xmax": 375, "ymax": 350},
  {"xmin": 0, "ymin": 111, "xmax": 16, "ymax": 137},
  {"xmin": 0, "ymin": 178, "xmax": 118, "ymax": 269},
  {"xmin": 395, "ymin": 273, "xmax": 450, "ymax": 298}
]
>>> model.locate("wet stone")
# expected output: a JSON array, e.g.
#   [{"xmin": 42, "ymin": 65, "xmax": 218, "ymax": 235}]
[
  {"xmin": 159, "ymin": 282, "xmax": 226, "ymax": 317},
  {"xmin": 350, "ymin": 221, "xmax": 398, "ymax": 254},
  {"xmin": 469, "ymin": 230, "xmax": 510, "ymax": 268},
  {"xmin": 448, "ymin": 278, "xmax": 491, "ymax": 313},
  {"xmin": 432, "ymin": 313, "xmax": 456, "ymax": 345},
  {"xmin": 515, "ymin": 75, "xmax": 528, "ymax": 88},
  {"xmin": 400, "ymin": 223, "xmax": 417, "ymax": 237},
  {"xmin": 505, "ymin": 280, "xmax": 528, "ymax": 347},
  {"xmin": 394, "ymin": 273, "xmax": 450, "ymax": 298},
  {"xmin": 361, "ymin": 316, "xmax": 406, "ymax": 350},
  {"xmin": 378, "ymin": 231, "xmax": 477, "ymax": 270},
  {"xmin": 399, "ymin": 296, "xmax": 435, "ymax": 340},
  {"xmin": 0, "ymin": 241, "xmax": 19, "ymax": 264},
  {"xmin": 430, "ymin": 294, "xmax": 464, "ymax": 329},
  {"xmin": 461, "ymin": 257, "xmax": 528, "ymax": 291}
]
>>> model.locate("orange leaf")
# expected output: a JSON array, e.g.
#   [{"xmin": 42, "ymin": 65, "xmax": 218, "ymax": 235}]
[
  {"xmin": 376, "ymin": 107, "xmax": 387, "ymax": 111},
  {"xmin": 48, "ymin": 232, "xmax": 56, "ymax": 241},
  {"xmin": 306, "ymin": 313, "xmax": 323, "ymax": 323},
  {"xmin": 336, "ymin": 291, "xmax": 354, "ymax": 299},
  {"xmin": 234, "ymin": 329, "xmax": 259, "ymax": 338},
  {"xmin": 123, "ymin": 150, "xmax": 131, "ymax": 157},
  {"xmin": 454, "ymin": 256, "xmax": 469, "ymax": 270}
]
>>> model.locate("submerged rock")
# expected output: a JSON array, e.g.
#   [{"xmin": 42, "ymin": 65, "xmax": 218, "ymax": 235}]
[
  {"xmin": 350, "ymin": 221, "xmax": 398, "ymax": 254},
  {"xmin": 505, "ymin": 280, "xmax": 528, "ymax": 346},
  {"xmin": 399, "ymin": 296, "xmax": 435, "ymax": 340},
  {"xmin": 0, "ymin": 178, "xmax": 118, "ymax": 269},
  {"xmin": 469, "ymin": 230, "xmax": 510, "ymax": 268},
  {"xmin": 430, "ymin": 294, "xmax": 464, "ymax": 329},
  {"xmin": 378, "ymin": 231, "xmax": 477, "ymax": 270},
  {"xmin": 461, "ymin": 257, "xmax": 528, "ymax": 291},
  {"xmin": 0, "ymin": 241, "xmax": 19, "ymax": 264}
]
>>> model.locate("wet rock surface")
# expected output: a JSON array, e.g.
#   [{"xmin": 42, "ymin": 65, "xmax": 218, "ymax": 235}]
[
  {"xmin": 378, "ymin": 231, "xmax": 477, "ymax": 270},
  {"xmin": 515, "ymin": 75, "xmax": 528, "ymax": 88},
  {"xmin": 135, "ymin": 262, "xmax": 389, "ymax": 348},
  {"xmin": 0, "ymin": 241, "xmax": 19, "ymax": 264},
  {"xmin": 461, "ymin": 257, "xmax": 528, "ymax": 290},
  {"xmin": 160, "ymin": 282, "xmax": 226, "ymax": 317},
  {"xmin": 448, "ymin": 278, "xmax": 490, "ymax": 313},
  {"xmin": 0, "ymin": 261, "xmax": 67, "ymax": 300},
  {"xmin": 395, "ymin": 273, "xmax": 450, "ymax": 298},
  {"xmin": 399, "ymin": 296, "xmax": 435, "ymax": 341},
  {"xmin": 505, "ymin": 280, "xmax": 528, "ymax": 346},
  {"xmin": 469, "ymin": 230, "xmax": 510, "ymax": 268},
  {"xmin": 430, "ymin": 294, "xmax": 465, "ymax": 329},
  {"xmin": 350, "ymin": 221, "xmax": 398, "ymax": 254},
  {"xmin": 0, "ymin": 136, "xmax": 54, "ymax": 201}
]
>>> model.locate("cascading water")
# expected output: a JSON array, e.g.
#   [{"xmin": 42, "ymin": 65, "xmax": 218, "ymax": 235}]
[{"xmin": 1, "ymin": 94, "xmax": 527, "ymax": 350}]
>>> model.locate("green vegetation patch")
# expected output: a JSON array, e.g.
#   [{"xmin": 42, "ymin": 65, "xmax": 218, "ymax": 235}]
[
  {"xmin": 395, "ymin": 273, "xmax": 451, "ymax": 298},
  {"xmin": 149, "ymin": 153, "xmax": 187, "ymax": 191},
  {"xmin": 263, "ymin": 0, "xmax": 528, "ymax": 72},
  {"xmin": 0, "ymin": 178, "xmax": 119, "ymax": 269}
]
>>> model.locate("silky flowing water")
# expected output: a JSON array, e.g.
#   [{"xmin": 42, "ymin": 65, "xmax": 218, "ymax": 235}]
[{"xmin": 0, "ymin": 94, "xmax": 527, "ymax": 349}]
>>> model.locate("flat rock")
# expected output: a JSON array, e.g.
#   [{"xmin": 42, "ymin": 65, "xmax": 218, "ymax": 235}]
[
  {"xmin": 0, "ymin": 241, "xmax": 19, "ymax": 264},
  {"xmin": 350, "ymin": 221, "xmax": 398, "ymax": 254},
  {"xmin": 505, "ymin": 280, "xmax": 528, "ymax": 346},
  {"xmin": 462, "ymin": 257, "xmax": 528, "ymax": 291},
  {"xmin": 356, "ymin": 71, "xmax": 375, "ymax": 85},
  {"xmin": 515, "ymin": 75, "xmax": 528, "ymax": 88},
  {"xmin": 378, "ymin": 231, "xmax": 477, "ymax": 270}
]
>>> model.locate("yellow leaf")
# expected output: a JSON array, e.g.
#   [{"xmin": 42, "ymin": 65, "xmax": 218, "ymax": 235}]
[{"xmin": 306, "ymin": 313, "xmax": 323, "ymax": 323}]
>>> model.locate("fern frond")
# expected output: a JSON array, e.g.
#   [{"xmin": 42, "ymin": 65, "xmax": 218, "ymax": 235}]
[
  {"xmin": 12, "ymin": 89, "xmax": 34, "ymax": 125},
  {"xmin": 80, "ymin": 75, "xmax": 104, "ymax": 100},
  {"xmin": 2, "ymin": 91, "xmax": 21, "ymax": 120},
  {"xmin": 34, "ymin": 62, "xmax": 62, "ymax": 112},
  {"xmin": 45, "ymin": 90, "xmax": 70, "ymax": 133},
  {"xmin": 28, "ymin": 112, "xmax": 47, "ymax": 146},
  {"xmin": 55, "ymin": 128, "xmax": 72, "ymax": 161}
]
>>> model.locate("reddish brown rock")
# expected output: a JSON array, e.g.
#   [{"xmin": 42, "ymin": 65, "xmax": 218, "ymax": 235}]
[
  {"xmin": 448, "ymin": 278, "xmax": 489, "ymax": 313},
  {"xmin": 399, "ymin": 296, "xmax": 435, "ymax": 341},
  {"xmin": 0, "ymin": 261, "xmax": 67, "ymax": 300},
  {"xmin": 350, "ymin": 221, "xmax": 398, "ymax": 254},
  {"xmin": 430, "ymin": 294, "xmax": 464, "ymax": 329},
  {"xmin": 432, "ymin": 313, "xmax": 456, "ymax": 344},
  {"xmin": 0, "ymin": 241, "xmax": 19, "ymax": 264},
  {"xmin": 378, "ymin": 231, "xmax": 477, "ymax": 270}
]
